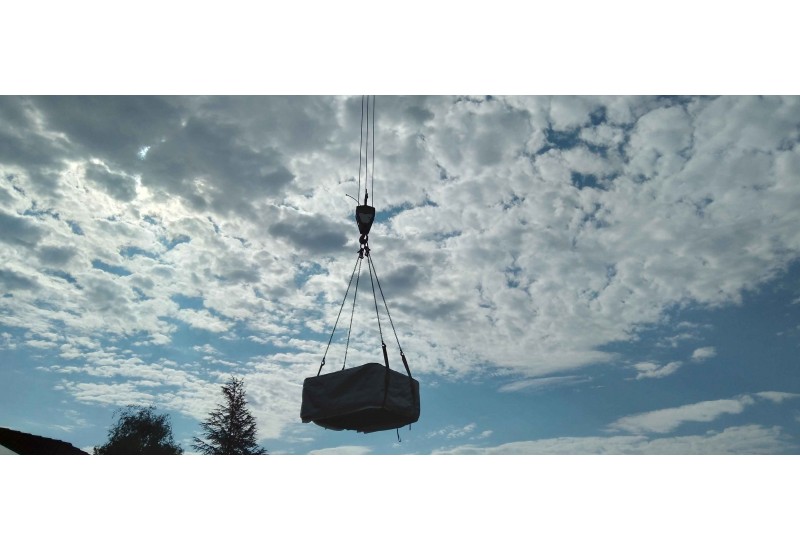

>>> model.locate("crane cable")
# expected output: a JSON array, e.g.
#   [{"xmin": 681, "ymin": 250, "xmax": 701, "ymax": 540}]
[
  {"xmin": 357, "ymin": 96, "xmax": 365, "ymax": 204},
  {"xmin": 371, "ymin": 96, "xmax": 376, "ymax": 206},
  {"xmin": 365, "ymin": 96, "xmax": 369, "ymax": 204},
  {"xmin": 318, "ymin": 94, "xmax": 409, "ymax": 376},
  {"xmin": 356, "ymin": 95, "xmax": 376, "ymax": 206}
]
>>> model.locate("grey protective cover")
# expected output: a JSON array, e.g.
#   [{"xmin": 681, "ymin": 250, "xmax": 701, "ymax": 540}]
[{"xmin": 301, "ymin": 362, "xmax": 420, "ymax": 433}]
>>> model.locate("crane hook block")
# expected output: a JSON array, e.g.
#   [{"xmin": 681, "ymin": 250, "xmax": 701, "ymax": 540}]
[{"xmin": 355, "ymin": 204, "xmax": 376, "ymax": 236}]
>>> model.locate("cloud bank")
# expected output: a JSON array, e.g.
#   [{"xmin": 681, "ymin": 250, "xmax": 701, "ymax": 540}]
[{"xmin": 3, "ymin": 95, "xmax": 800, "ymax": 441}]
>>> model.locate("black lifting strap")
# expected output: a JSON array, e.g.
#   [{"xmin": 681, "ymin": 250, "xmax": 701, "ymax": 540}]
[
  {"xmin": 368, "ymin": 254, "xmax": 413, "ymax": 380},
  {"xmin": 367, "ymin": 254, "xmax": 417, "ymax": 413},
  {"xmin": 368, "ymin": 255, "xmax": 392, "ymax": 407},
  {"xmin": 366, "ymin": 251, "xmax": 386, "ymax": 354},
  {"xmin": 318, "ymin": 254, "xmax": 362, "ymax": 376},
  {"xmin": 341, "ymin": 254, "xmax": 363, "ymax": 370}
]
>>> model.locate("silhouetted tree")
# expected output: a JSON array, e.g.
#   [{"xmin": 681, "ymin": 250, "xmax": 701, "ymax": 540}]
[
  {"xmin": 192, "ymin": 376, "xmax": 267, "ymax": 455},
  {"xmin": 94, "ymin": 405, "xmax": 183, "ymax": 455}
]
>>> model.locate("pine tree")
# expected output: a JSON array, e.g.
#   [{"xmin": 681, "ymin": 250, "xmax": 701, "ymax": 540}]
[{"xmin": 192, "ymin": 376, "xmax": 267, "ymax": 455}]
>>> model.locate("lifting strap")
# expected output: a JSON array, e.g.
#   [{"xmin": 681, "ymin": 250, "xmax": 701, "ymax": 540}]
[
  {"xmin": 316, "ymin": 248, "xmax": 412, "ymax": 380},
  {"xmin": 341, "ymin": 255, "xmax": 363, "ymax": 370},
  {"xmin": 316, "ymin": 94, "xmax": 413, "ymax": 382},
  {"xmin": 368, "ymin": 254, "xmax": 412, "ymax": 380},
  {"xmin": 317, "ymin": 254, "xmax": 361, "ymax": 376}
]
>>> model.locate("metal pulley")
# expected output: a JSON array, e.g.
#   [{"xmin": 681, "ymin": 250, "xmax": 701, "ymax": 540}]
[{"xmin": 356, "ymin": 203, "xmax": 375, "ymax": 236}]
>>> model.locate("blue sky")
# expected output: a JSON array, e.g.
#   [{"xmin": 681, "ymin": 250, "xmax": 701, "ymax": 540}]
[{"xmin": 2, "ymin": 95, "xmax": 800, "ymax": 455}]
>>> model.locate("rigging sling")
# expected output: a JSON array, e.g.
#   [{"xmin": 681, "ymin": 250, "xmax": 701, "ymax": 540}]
[{"xmin": 300, "ymin": 96, "xmax": 420, "ymax": 434}]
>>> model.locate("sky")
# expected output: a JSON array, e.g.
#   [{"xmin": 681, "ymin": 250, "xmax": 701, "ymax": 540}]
[
  {"xmin": 3, "ymin": 3, "xmax": 800, "ymax": 548},
  {"xmin": 2, "ymin": 94, "xmax": 799, "ymax": 455}
]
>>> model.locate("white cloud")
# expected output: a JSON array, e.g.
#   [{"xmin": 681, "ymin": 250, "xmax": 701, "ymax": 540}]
[
  {"xmin": 657, "ymin": 333, "xmax": 697, "ymax": 348},
  {"xmin": 548, "ymin": 96, "xmax": 597, "ymax": 131},
  {"xmin": 632, "ymin": 361, "xmax": 682, "ymax": 380},
  {"xmin": 56, "ymin": 380, "xmax": 159, "ymax": 407},
  {"xmin": 193, "ymin": 344, "xmax": 219, "ymax": 355},
  {"xmin": 604, "ymin": 391, "xmax": 800, "ymax": 440},
  {"xmin": 625, "ymin": 105, "xmax": 693, "ymax": 180},
  {"xmin": 0, "ymin": 332, "xmax": 16, "ymax": 350},
  {"xmin": 26, "ymin": 339, "xmax": 58, "ymax": 349},
  {"xmin": 50, "ymin": 409, "xmax": 90, "ymax": 433},
  {"xmin": 434, "ymin": 425, "xmax": 794, "ymax": 454},
  {"xmin": 427, "ymin": 423, "xmax": 478, "ymax": 439},
  {"xmin": 239, "ymin": 360, "xmax": 308, "ymax": 441},
  {"xmin": 579, "ymin": 123, "xmax": 625, "ymax": 148},
  {"xmin": 608, "ymin": 396, "xmax": 755, "ymax": 434},
  {"xmin": 173, "ymin": 308, "xmax": 232, "ymax": 333},
  {"xmin": 499, "ymin": 375, "xmax": 590, "ymax": 392},
  {"xmin": 691, "ymin": 347, "xmax": 717, "ymax": 361},
  {"xmin": 755, "ymin": 392, "xmax": 800, "ymax": 404}
]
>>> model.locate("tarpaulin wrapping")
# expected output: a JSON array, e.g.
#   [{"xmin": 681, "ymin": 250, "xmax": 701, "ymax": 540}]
[{"xmin": 301, "ymin": 362, "xmax": 420, "ymax": 433}]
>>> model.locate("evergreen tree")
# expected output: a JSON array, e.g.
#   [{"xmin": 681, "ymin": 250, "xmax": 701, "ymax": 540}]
[
  {"xmin": 94, "ymin": 405, "xmax": 183, "ymax": 455},
  {"xmin": 192, "ymin": 376, "xmax": 267, "ymax": 455}
]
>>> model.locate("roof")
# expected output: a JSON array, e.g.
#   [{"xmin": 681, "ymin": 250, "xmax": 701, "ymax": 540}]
[{"xmin": 0, "ymin": 427, "xmax": 88, "ymax": 455}]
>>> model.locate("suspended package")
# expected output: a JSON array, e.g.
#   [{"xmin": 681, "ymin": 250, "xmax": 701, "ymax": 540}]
[
  {"xmin": 301, "ymin": 95, "xmax": 421, "ymax": 435},
  {"xmin": 301, "ymin": 363, "xmax": 420, "ymax": 433}
]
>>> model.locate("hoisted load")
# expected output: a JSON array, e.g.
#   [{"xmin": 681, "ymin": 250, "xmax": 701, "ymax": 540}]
[
  {"xmin": 301, "ymin": 362, "xmax": 419, "ymax": 433},
  {"xmin": 300, "ymin": 96, "xmax": 420, "ymax": 434},
  {"xmin": 299, "ymin": 243, "xmax": 420, "ymax": 434}
]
